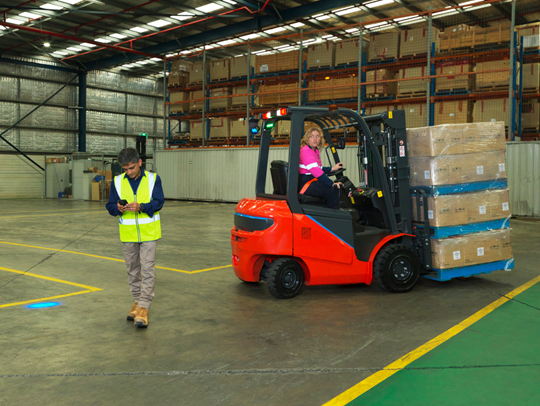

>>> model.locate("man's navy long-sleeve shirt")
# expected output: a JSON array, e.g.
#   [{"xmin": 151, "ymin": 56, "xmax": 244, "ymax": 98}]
[{"xmin": 106, "ymin": 169, "xmax": 164, "ymax": 217}]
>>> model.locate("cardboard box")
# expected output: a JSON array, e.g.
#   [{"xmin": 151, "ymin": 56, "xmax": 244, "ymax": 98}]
[
  {"xmin": 368, "ymin": 32, "xmax": 399, "ymax": 61},
  {"xmin": 400, "ymin": 27, "xmax": 440, "ymax": 57},
  {"xmin": 208, "ymin": 87, "xmax": 231, "ymax": 110},
  {"xmin": 522, "ymin": 63, "xmax": 540, "ymax": 89},
  {"xmin": 189, "ymin": 62, "xmax": 207, "ymax": 84},
  {"xmin": 431, "ymin": 229, "xmax": 512, "ymax": 269},
  {"xmin": 335, "ymin": 38, "xmax": 367, "ymax": 65},
  {"xmin": 365, "ymin": 69, "xmax": 396, "ymax": 96},
  {"xmin": 209, "ymin": 118, "xmax": 230, "ymax": 139},
  {"xmin": 333, "ymin": 76, "xmax": 358, "ymax": 99},
  {"xmin": 168, "ymin": 60, "xmax": 192, "ymax": 87},
  {"xmin": 435, "ymin": 59, "xmax": 474, "ymax": 92},
  {"xmin": 307, "ymin": 41, "xmax": 335, "ymax": 69},
  {"xmin": 467, "ymin": 189, "xmax": 511, "ymax": 223},
  {"xmin": 190, "ymin": 120, "xmax": 204, "ymax": 139},
  {"xmin": 259, "ymin": 82, "xmax": 298, "ymax": 105},
  {"xmin": 256, "ymin": 50, "xmax": 307, "ymax": 74},
  {"xmin": 91, "ymin": 181, "xmax": 101, "ymax": 201},
  {"xmin": 230, "ymin": 55, "xmax": 256, "ymax": 78},
  {"xmin": 308, "ymin": 78, "xmax": 334, "ymax": 101},
  {"xmin": 434, "ymin": 101, "xmax": 473, "ymax": 125},
  {"xmin": 397, "ymin": 66, "xmax": 427, "ymax": 96},
  {"xmin": 209, "ymin": 59, "xmax": 230, "ymax": 81},
  {"xmin": 522, "ymin": 101, "xmax": 540, "ymax": 129},
  {"xmin": 440, "ymin": 24, "xmax": 476, "ymax": 51},
  {"xmin": 409, "ymin": 150, "xmax": 507, "ymax": 187},
  {"xmin": 397, "ymin": 103, "xmax": 427, "ymax": 129},
  {"xmin": 473, "ymin": 99, "xmax": 509, "ymax": 126},
  {"xmin": 406, "ymin": 122, "xmax": 506, "ymax": 157},
  {"xmin": 476, "ymin": 60, "xmax": 511, "ymax": 89},
  {"xmin": 169, "ymin": 91, "xmax": 189, "ymax": 114},
  {"xmin": 190, "ymin": 90, "xmax": 205, "ymax": 111},
  {"xmin": 46, "ymin": 157, "xmax": 66, "ymax": 163},
  {"xmin": 230, "ymin": 119, "xmax": 247, "ymax": 138},
  {"xmin": 473, "ymin": 22, "xmax": 512, "ymax": 46}
]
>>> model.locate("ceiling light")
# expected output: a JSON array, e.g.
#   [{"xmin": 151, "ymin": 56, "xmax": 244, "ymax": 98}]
[
  {"xmin": 166, "ymin": 54, "xmax": 176, "ymax": 57},
  {"xmin": 150, "ymin": 58, "xmax": 162, "ymax": 61},
  {"xmin": 6, "ymin": 18, "xmax": 26, "ymax": 24},
  {"xmin": 265, "ymin": 27, "xmax": 286, "ymax": 34},
  {"xmin": 223, "ymin": 0, "xmax": 237, "ymax": 3},
  {"xmin": 398, "ymin": 17, "xmax": 424, "ymax": 25},
  {"xmin": 130, "ymin": 26, "xmax": 149, "ymax": 33},
  {"xmin": 53, "ymin": 51, "xmax": 68, "ymax": 55},
  {"xmin": 290, "ymin": 22, "xmax": 305, "ymax": 28},
  {"xmin": 110, "ymin": 33, "xmax": 127, "ymax": 39},
  {"xmin": 58, "ymin": 0, "xmax": 81, "ymax": 4},
  {"xmin": 148, "ymin": 19, "xmax": 171, "ymax": 28},
  {"xmin": 180, "ymin": 50, "xmax": 191, "ymax": 54},
  {"xmin": 0, "ymin": 26, "xmax": 6, "ymax": 30},
  {"xmin": 394, "ymin": 14, "xmax": 419, "ymax": 21},
  {"xmin": 20, "ymin": 12, "xmax": 43, "ymax": 19},
  {"xmin": 458, "ymin": 0, "xmax": 482, "ymax": 5},
  {"xmin": 346, "ymin": 28, "xmax": 359, "ymax": 33},
  {"xmin": 95, "ymin": 38, "xmax": 112, "ymax": 43},
  {"xmin": 316, "ymin": 15, "xmax": 331, "ymax": 21},
  {"xmin": 171, "ymin": 12, "xmax": 194, "ymax": 21},
  {"xmin": 365, "ymin": 0, "xmax": 394, "ymax": 8},
  {"xmin": 365, "ymin": 21, "xmax": 389, "ymax": 29},
  {"xmin": 122, "ymin": 64, "xmax": 135, "ymax": 68},
  {"xmin": 196, "ymin": 3, "xmax": 224, "ymax": 13},
  {"xmin": 433, "ymin": 9, "xmax": 459, "ymax": 17},
  {"xmin": 81, "ymin": 43, "xmax": 97, "ymax": 48},
  {"xmin": 44, "ymin": 42, "xmax": 51, "ymax": 47},
  {"xmin": 136, "ymin": 60, "xmax": 150, "ymax": 65},
  {"xmin": 241, "ymin": 33, "xmax": 261, "ymax": 40},
  {"xmin": 218, "ymin": 39, "xmax": 237, "ymax": 45},
  {"xmin": 371, "ymin": 25, "xmax": 394, "ymax": 32},
  {"xmin": 40, "ymin": 3, "xmax": 63, "ymax": 10},
  {"xmin": 67, "ymin": 47, "xmax": 82, "ymax": 52}
]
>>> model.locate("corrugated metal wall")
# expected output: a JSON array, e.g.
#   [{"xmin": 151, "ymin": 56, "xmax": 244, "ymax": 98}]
[
  {"xmin": 155, "ymin": 145, "xmax": 363, "ymax": 202},
  {"xmin": 507, "ymin": 141, "xmax": 540, "ymax": 217},
  {"xmin": 0, "ymin": 155, "xmax": 44, "ymax": 199}
]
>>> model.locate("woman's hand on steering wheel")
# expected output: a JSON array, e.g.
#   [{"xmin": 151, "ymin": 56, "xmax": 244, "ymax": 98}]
[{"xmin": 331, "ymin": 162, "xmax": 343, "ymax": 172}]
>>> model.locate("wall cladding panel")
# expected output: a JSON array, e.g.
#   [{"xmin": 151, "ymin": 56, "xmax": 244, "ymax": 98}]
[
  {"xmin": 19, "ymin": 79, "xmax": 76, "ymax": 106},
  {"xmin": 0, "ymin": 128, "xmax": 19, "ymax": 151},
  {"xmin": 18, "ymin": 129, "xmax": 76, "ymax": 151},
  {"xmin": 126, "ymin": 116, "xmax": 154, "ymax": 135},
  {"xmin": 87, "ymin": 88, "xmax": 126, "ymax": 112},
  {"xmin": 507, "ymin": 142, "xmax": 540, "ymax": 217},
  {"xmin": 87, "ymin": 134, "xmax": 128, "ymax": 155},
  {"xmin": 0, "ymin": 77, "xmax": 18, "ymax": 99},
  {"xmin": 0, "ymin": 102, "xmax": 19, "ymax": 125},
  {"xmin": 126, "ymin": 94, "xmax": 157, "ymax": 116},
  {"xmin": 0, "ymin": 154, "xmax": 44, "ymax": 199},
  {"xmin": 0, "ymin": 58, "xmax": 76, "ymax": 83},
  {"xmin": 87, "ymin": 111, "xmax": 125, "ymax": 134},
  {"xmin": 19, "ymin": 105, "xmax": 76, "ymax": 129}
]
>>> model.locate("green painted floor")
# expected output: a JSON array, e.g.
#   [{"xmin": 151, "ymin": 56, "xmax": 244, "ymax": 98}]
[{"xmin": 347, "ymin": 280, "xmax": 540, "ymax": 406}]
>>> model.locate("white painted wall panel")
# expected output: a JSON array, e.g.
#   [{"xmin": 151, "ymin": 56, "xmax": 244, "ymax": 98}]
[
  {"xmin": 507, "ymin": 141, "xmax": 540, "ymax": 217},
  {"xmin": 0, "ymin": 154, "xmax": 44, "ymax": 199}
]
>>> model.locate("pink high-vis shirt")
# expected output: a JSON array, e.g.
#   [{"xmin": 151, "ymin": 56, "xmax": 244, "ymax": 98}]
[{"xmin": 299, "ymin": 145, "xmax": 325, "ymax": 178}]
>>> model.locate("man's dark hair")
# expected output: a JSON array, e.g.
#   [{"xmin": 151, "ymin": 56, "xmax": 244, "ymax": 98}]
[{"xmin": 117, "ymin": 148, "xmax": 139, "ymax": 165}]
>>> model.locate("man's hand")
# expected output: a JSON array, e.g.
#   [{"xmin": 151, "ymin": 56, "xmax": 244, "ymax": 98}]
[
  {"xmin": 125, "ymin": 202, "xmax": 141, "ymax": 212},
  {"xmin": 331, "ymin": 162, "xmax": 344, "ymax": 172},
  {"xmin": 117, "ymin": 202, "xmax": 128, "ymax": 213}
]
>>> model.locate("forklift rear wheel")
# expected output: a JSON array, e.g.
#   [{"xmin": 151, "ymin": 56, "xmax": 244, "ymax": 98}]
[
  {"xmin": 266, "ymin": 258, "xmax": 304, "ymax": 299},
  {"xmin": 373, "ymin": 244, "xmax": 420, "ymax": 293}
]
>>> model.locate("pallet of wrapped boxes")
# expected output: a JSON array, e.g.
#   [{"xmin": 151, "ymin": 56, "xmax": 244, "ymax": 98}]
[{"xmin": 407, "ymin": 121, "xmax": 513, "ymax": 280}]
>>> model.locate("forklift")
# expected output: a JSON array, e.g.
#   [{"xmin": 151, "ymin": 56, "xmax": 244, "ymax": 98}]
[{"xmin": 231, "ymin": 106, "xmax": 432, "ymax": 298}]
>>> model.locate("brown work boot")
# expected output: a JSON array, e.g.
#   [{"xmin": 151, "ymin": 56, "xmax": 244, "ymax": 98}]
[
  {"xmin": 134, "ymin": 307, "xmax": 149, "ymax": 327},
  {"xmin": 127, "ymin": 303, "xmax": 138, "ymax": 321}
]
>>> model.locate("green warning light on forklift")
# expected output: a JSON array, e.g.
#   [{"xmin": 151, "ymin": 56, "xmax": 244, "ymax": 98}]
[
  {"xmin": 140, "ymin": 132, "xmax": 148, "ymax": 137},
  {"xmin": 265, "ymin": 123, "xmax": 274, "ymax": 129}
]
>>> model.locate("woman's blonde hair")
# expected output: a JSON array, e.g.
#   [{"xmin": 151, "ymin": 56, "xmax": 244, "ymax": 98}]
[{"xmin": 300, "ymin": 126, "xmax": 324, "ymax": 151}]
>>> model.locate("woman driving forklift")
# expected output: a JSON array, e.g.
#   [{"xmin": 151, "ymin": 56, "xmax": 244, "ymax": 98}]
[{"xmin": 299, "ymin": 127, "xmax": 344, "ymax": 208}]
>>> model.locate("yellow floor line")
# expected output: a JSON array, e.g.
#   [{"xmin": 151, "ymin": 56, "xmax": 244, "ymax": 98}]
[
  {"xmin": 322, "ymin": 274, "xmax": 540, "ymax": 406},
  {"xmin": 0, "ymin": 266, "xmax": 102, "ymax": 309},
  {"xmin": 0, "ymin": 241, "xmax": 231, "ymax": 274}
]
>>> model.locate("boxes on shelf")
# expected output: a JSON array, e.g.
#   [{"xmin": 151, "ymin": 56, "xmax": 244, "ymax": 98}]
[
  {"xmin": 472, "ymin": 99, "xmax": 509, "ymax": 126},
  {"xmin": 397, "ymin": 66, "xmax": 427, "ymax": 97},
  {"xmin": 406, "ymin": 121, "xmax": 506, "ymax": 157},
  {"xmin": 169, "ymin": 91, "xmax": 189, "ymax": 114},
  {"xmin": 307, "ymin": 41, "xmax": 335, "ymax": 69},
  {"xmin": 397, "ymin": 103, "xmax": 427, "ymax": 129},
  {"xmin": 430, "ymin": 229, "xmax": 512, "ymax": 269},
  {"xmin": 522, "ymin": 63, "xmax": 540, "ymax": 89},
  {"xmin": 230, "ymin": 119, "xmax": 247, "ymax": 138},
  {"xmin": 208, "ymin": 87, "xmax": 231, "ymax": 110},
  {"xmin": 400, "ymin": 27, "xmax": 440, "ymax": 57},
  {"xmin": 209, "ymin": 59, "xmax": 230, "ymax": 82},
  {"xmin": 473, "ymin": 22, "xmax": 512, "ymax": 47},
  {"xmin": 521, "ymin": 101, "xmax": 540, "ymax": 129},
  {"xmin": 516, "ymin": 24, "xmax": 540, "ymax": 48},
  {"xmin": 189, "ymin": 62, "xmax": 208, "ymax": 84},
  {"xmin": 308, "ymin": 78, "xmax": 334, "ymax": 101},
  {"xmin": 409, "ymin": 150, "xmax": 506, "ymax": 187},
  {"xmin": 231, "ymin": 85, "xmax": 252, "ymax": 107},
  {"xmin": 475, "ymin": 60, "xmax": 511, "ymax": 89},
  {"xmin": 189, "ymin": 90, "xmax": 205, "ymax": 111},
  {"xmin": 190, "ymin": 120, "xmax": 204, "ymax": 139},
  {"xmin": 259, "ymin": 82, "xmax": 298, "ymax": 105},
  {"xmin": 168, "ymin": 70, "xmax": 189, "ymax": 87},
  {"xmin": 230, "ymin": 54, "xmax": 256, "ymax": 78},
  {"xmin": 440, "ymin": 24, "xmax": 475, "ymax": 51},
  {"xmin": 412, "ymin": 188, "xmax": 510, "ymax": 227},
  {"xmin": 256, "ymin": 50, "xmax": 307, "ymax": 74},
  {"xmin": 365, "ymin": 69, "xmax": 396, "ymax": 96},
  {"xmin": 364, "ymin": 105, "xmax": 394, "ymax": 115},
  {"xmin": 45, "ymin": 157, "xmax": 67, "ymax": 163},
  {"xmin": 209, "ymin": 118, "xmax": 230, "ymax": 139},
  {"xmin": 435, "ymin": 59, "xmax": 474, "ymax": 92},
  {"xmin": 433, "ymin": 100, "xmax": 473, "ymax": 125},
  {"xmin": 276, "ymin": 120, "xmax": 291, "ymax": 138},
  {"xmin": 335, "ymin": 38, "xmax": 368, "ymax": 65},
  {"xmin": 368, "ymin": 32, "xmax": 399, "ymax": 61},
  {"xmin": 333, "ymin": 76, "xmax": 358, "ymax": 99}
]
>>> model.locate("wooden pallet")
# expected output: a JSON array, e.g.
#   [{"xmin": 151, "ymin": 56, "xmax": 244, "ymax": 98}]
[
  {"xmin": 188, "ymin": 81, "xmax": 203, "ymax": 86},
  {"xmin": 522, "ymin": 88, "xmax": 540, "ymax": 95},
  {"xmin": 522, "ymin": 127, "xmax": 540, "ymax": 134},
  {"xmin": 210, "ymin": 77, "xmax": 229, "ymax": 83},
  {"xmin": 397, "ymin": 91, "xmax": 427, "ymax": 99},
  {"xmin": 475, "ymin": 85, "xmax": 509, "ymax": 93},
  {"xmin": 399, "ymin": 53, "xmax": 428, "ymax": 60}
]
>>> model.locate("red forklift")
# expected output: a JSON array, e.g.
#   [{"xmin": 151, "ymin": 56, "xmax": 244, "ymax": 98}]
[{"xmin": 231, "ymin": 106, "xmax": 432, "ymax": 298}]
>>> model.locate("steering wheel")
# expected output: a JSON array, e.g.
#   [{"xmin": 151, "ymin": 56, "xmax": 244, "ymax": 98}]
[{"xmin": 330, "ymin": 167, "xmax": 346, "ymax": 177}]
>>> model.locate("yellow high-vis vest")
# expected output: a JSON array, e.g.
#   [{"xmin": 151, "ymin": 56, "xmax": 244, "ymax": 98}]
[{"xmin": 114, "ymin": 171, "xmax": 161, "ymax": 243}]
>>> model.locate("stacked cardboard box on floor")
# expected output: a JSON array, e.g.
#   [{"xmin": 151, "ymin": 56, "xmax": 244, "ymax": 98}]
[
  {"xmin": 169, "ymin": 91, "xmax": 189, "ymax": 114},
  {"xmin": 230, "ymin": 55, "xmax": 256, "ymax": 78},
  {"xmin": 400, "ymin": 27, "xmax": 440, "ymax": 57},
  {"xmin": 475, "ymin": 60, "xmax": 512, "ymax": 89},
  {"xmin": 473, "ymin": 99, "xmax": 509, "ymax": 126},
  {"xmin": 397, "ymin": 66, "xmax": 427, "ymax": 97},
  {"xmin": 335, "ymin": 38, "xmax": 368, "ymax": 65},
  {"xmin": 433, "ymin": 100, "xmax": 473, "ymax": 125},
  {"xmin": 368, "ymin": 33, "xmax": 399, "ymax": 61},
  {"xmin": 255, "ymin": 50, "xmax": 307, "ymax": 74},
  {"xmin": 365, "ymin": 69, "xmax": 396, "ymax": 97},
  {"xmin": 408, "ymin": 121, "xmax": 512, "ymax": 271},
  {"xmin": 307, "ymin": 41, "xmax": 335, "ymax": 69},
  {"xmin": 397, "ymin": 103, "xmax": 427, "ymax": 128},
  {"xmin": 435, "ymin": 59, "xmax": 474, "ymax": 92},
  {"xmin": 209, "ymin": 59, "xmax": 230, "ymax": 82}
]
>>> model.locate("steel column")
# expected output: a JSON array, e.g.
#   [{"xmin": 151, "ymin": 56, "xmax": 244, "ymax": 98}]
[{"xmin": 78, "ymin": 71, "xmax": 87, "ymax": 152}]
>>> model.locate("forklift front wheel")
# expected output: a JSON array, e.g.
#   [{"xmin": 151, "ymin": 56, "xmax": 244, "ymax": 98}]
[
  {"xmin": 266, "ymin": 258, "xmax": 304, "ymax": 299},
  {"xmin": 373, "ymin": 244, "xmax": 420, "ymax": 293}
]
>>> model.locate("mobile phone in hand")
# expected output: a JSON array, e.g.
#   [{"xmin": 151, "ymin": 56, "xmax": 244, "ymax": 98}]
[{"xmin": 118, "ymin": 199, "xmax": 128, "ymax": 206}]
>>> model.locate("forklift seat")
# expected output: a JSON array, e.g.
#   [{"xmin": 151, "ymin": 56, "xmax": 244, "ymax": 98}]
[{"xmin": 270, "ymin": 160, "xmax": 322, "ymax": 204}]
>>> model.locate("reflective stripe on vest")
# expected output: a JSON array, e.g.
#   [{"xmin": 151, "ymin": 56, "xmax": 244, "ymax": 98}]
[{"xmin": 115, "ymin": 171, "xmax": 161, "ymax": 243}]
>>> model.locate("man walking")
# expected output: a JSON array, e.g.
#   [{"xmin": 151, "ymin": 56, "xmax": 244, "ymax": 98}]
[{"xmin": 106, "ymin": 148, "xmax": 164, "ymax": 328}]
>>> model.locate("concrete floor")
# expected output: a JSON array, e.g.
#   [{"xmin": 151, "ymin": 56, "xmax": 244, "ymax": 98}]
[{"xmin": 0, "ymin": 199, "xmax": 538, "ymax": 406}]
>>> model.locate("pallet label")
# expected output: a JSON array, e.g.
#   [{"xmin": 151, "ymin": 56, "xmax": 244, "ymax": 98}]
[
  {"xmin": 503, "ymin": 202, "xmax": 509, "ymax": 211},
  {"xmin": 476, "ymin": 165, "xmax": 484, "ymax": 175},
  {"xmin": 453, "ymin": 251, "xmax": 461, "ymax": 260},
  {"xmin": 424, "ymin": 170, "xmax": 430, "ymax": 180},
  {"xmin": 477, "ymin": 247, "xmax": 485, "ymax": 257},
  {"xmin": 499, "ymin": 163, "xmax": 505, "ymax": 172},
  {"xmin": 479, "ymin": 205, "xmax": 486, "ymax": 215}
]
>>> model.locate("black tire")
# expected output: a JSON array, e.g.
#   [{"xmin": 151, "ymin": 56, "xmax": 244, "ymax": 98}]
[
  {"xmin": 265, "ymin": 258, "xmax": 304, "ymax": 299},
  {"xmin": 373, "ymin": 244, "xmax": 420, "ymax": 293}
]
